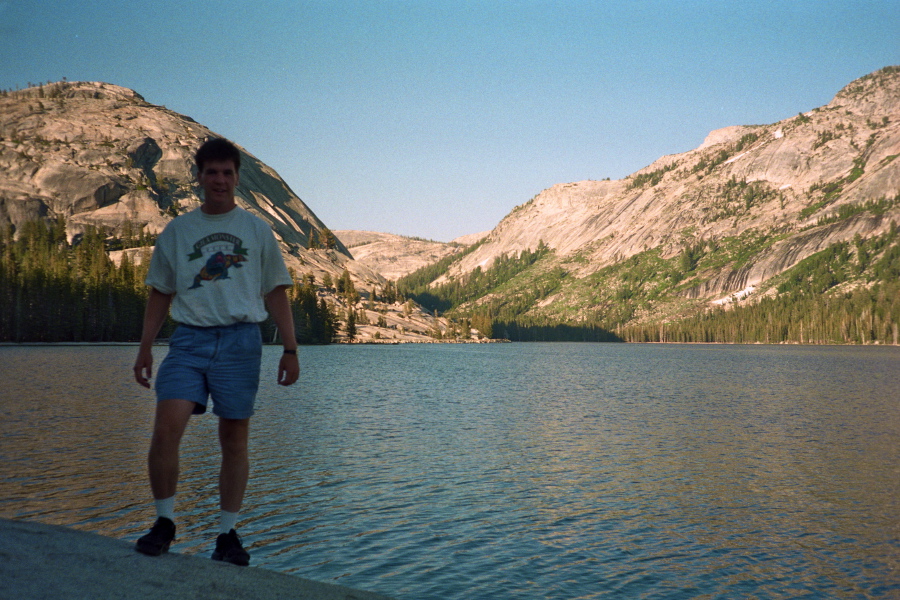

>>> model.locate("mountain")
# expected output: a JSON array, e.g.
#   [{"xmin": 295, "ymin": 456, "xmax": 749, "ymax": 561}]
[
  {"xmin": 335, "ymin": 230, "xmax": 479, "ymax": 281},
  {"xmin": 0, "ymin": 81, "xmax": 379, "ymax": 281},
  {"xmin": 0, "ymin": 81, "xmax": 469, "ymax": 343},
  {"xmin": 4, "ymin": 70, "xmax": 898, "ymax": 345},
  {"xmin": 398, "ymin": 66, "xmax": 900, "ymax": 343}
]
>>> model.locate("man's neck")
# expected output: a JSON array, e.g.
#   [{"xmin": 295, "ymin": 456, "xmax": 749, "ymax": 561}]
[{"xmin": 201, "ymin": 201, "xmax": 237, "ymax": 215}]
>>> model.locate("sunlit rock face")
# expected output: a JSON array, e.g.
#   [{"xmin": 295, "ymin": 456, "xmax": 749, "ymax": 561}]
[
  {"xmin": 0, "ymin": 80, "xmax": 393, "ymax": 287},
  {"xmin": 443, "ymin": 67, "xmax": 900, "ymax": 301},
  {"xmin": 335, "ymin": 230, "xmax": 478, "ymax": 281}
]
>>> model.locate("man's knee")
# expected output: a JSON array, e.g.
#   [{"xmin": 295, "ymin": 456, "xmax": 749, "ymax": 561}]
[
  {"xmin": 218, "ymin": 418, "xmax": 249, "ymax": 457},
  {"xmin": 151, "ymin": 399, "xmax": 195, "ymax": 447}
]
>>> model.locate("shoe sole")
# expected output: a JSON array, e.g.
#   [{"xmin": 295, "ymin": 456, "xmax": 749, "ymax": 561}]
[
  {"xmin": 136, "ymin": 541, "xmax": 171, "ymax": 556},
  {"xmin": 211, "ymin": 552, "xmax": 249, "ymax": 566}
]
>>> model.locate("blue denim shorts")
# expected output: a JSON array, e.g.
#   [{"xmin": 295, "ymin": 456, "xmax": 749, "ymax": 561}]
[{"xmin": 155, "ymin": 322, "xmax": 263, "ymax": 419}]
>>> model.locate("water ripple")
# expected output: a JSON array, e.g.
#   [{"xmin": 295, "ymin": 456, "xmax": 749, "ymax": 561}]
[{"xmin": 1, "ymin": 343, "xmax": 898, "ymax": 599}]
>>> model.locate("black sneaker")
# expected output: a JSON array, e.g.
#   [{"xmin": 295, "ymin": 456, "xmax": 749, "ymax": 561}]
[
  {"xmin": 211, "ymin": 529, "xmax": 250, "ymax": 566},
  {"xmin": 135, "ymin": 517, "xmax": 176, "ymax": 556}
]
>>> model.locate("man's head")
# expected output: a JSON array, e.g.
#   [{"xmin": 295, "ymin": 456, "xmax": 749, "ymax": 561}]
[
  {"xmin": 195, "ymin": 138, "xmax": 241, "ymax": 214},
  {"xmin": 195, "ymin": 138, "xmax": 241, "ymax": 174}
]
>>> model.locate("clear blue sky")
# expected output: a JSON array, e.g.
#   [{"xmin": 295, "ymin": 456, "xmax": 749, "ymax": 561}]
[{"xmin": 2, "ymin": 1, "xmax": 898, "ymax": 241}]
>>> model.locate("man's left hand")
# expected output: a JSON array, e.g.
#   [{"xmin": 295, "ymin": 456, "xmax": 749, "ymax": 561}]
[{"xmin": 278, "ymin": 352, "xmax": 300, "ymax": 386}]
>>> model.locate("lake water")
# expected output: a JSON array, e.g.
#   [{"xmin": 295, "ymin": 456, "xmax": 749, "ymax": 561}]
[{"xmin": 1, "ymin": 343, "xmax": 898, "ymax": 599}]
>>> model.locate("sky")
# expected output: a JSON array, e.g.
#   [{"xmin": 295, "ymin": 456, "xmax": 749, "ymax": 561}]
[{"xmin": 1, "ymin": 1, "xmax": 898, "ymax": 242}]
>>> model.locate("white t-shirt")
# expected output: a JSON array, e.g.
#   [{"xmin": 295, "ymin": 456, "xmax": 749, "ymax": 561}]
[{"xmin": 146, "ymin": 206, "xmax": 293, "ymax": 327}]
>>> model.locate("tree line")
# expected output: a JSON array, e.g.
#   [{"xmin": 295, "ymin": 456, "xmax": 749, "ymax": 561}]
[
  {"xmin": 0, "ymin": 218, "xmax": 339, "ymax": 344},
  {"xmin": 618, "ymin": 228, "xmax": 900, "ymax": 345},
  {"xmin": 398, "ymin": 241, "xmax": 551, "ymax": 315},
  {"xmin": 6, "ymin": 215, "xmax": 896, "ymax": 346},
  {"xmin": 0, "ymin": 219, "xmax": 150, "ymax": 342},
  {"xmin": 397, "ymin": 241, "xmax": 621, "ymax": 341},
  {"xmin": 617, "ymin": 282, "xmax": 899, "ymax": 344},
  {"xmin": 395, "ymin": 221, "xmax": 900, "ymax": 345}
]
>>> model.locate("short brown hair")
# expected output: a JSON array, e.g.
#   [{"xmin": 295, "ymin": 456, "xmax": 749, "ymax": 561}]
[{"xmin": 195, "ymin": 138, "xmax": 241, "ymax": 173}]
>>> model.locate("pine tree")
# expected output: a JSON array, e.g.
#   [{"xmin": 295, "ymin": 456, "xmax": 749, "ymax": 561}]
[
  {"xmin": 346, "ymin": 308, "xmax": 357, "ymax": 341},
  {"xmin": 322, "ymin": 228, "xmax": 337, "ymax": 250}
]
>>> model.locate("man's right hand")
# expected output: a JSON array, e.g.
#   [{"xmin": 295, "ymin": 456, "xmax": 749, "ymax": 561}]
[{"xmin": 134, "ymin": 350, "xmax": 154, "ymax": 388}]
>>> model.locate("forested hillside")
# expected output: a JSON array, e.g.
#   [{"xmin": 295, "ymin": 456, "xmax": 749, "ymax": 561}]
[
  {"xmin": 0, "ymin": 219, "xmax": 338, "ymax": 343},
  {"xmin": 397, "ymin": 67, "xmax": 900, "ymax": 344},
  {"xmin": 0, "ymin": 81, "xmax": 466, "ymax": 344},
  {"xmin": 3, "ymin": 69, "xmax": 899, "ymax": 345}
]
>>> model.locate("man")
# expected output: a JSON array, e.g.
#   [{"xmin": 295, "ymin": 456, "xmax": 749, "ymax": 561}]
[{"xmin": 132, "ymin": 138, "xmax": 299, "ymax": 566}]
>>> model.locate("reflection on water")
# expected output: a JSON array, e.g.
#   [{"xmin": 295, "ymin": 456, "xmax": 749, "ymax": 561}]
[{"xmin": 1, "ymin": 343, "xmax": 898, "ymax": 599}]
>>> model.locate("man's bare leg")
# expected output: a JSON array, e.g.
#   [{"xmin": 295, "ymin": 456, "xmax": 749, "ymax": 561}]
[
  {"xmin": 148, "ymin": 398, "xmax": 196, "ymax": 501},
  {"xmin": 137, "ymin": 398, "xmax": 195, "ymax": 556},
  {"xmin": 218, "ymin": 417, "xmax": 250, "ymax": 514},
  {"xmin": 213, "ymin": 417, "xmax": 251, "ymax": 565}
]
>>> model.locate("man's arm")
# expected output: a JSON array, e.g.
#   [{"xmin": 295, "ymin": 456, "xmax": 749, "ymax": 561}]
[
  {"xmin": 133, "ymin": 288, "xmax": 173, "ymax": 388},
  {"xmin": 265, "ymin": 285, "xmax": 299, "ymax": 386}
]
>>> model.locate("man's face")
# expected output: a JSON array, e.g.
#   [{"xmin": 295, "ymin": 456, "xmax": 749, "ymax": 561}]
[{"xmin": 197, "ymin": 159, "xmax": 239, "ymax": 207}]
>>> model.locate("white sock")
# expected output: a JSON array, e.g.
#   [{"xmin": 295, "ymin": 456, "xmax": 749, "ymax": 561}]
[
  {"xmin": 155, "ymin": 496, "xmax": 175, "ymax": 521},
  {"xmin": 220, "ymin": 510, "xmax": 239, "ymax": 534}
]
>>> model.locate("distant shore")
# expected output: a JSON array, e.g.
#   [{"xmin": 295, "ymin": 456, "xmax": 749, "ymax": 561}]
[
  {"xmin": 0, "ymin": 339, "xmax": 511, "ymax": 346},
  {"xmin": 4, "ymin": 339, "xmax": 897, "ymax": 347}
]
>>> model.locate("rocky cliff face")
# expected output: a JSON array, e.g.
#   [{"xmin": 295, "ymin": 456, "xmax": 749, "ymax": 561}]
[
  {"xmin": 441, "ymin": 67, "xmax": 900, "ymax": 306},
  {"xmin": 0, "ymin": 81, "xmax": 478, "ymax": 342},
  {"xmin": 4, "ymin": 69, "xmax": 899, "ymax": 337},
  {"xmin": 335, "ymin": 230, "xmax": 473, "ymax": 281},
  {"xmin": 0, "ymin": 81, "xmax": 381, "ymax": 284}
]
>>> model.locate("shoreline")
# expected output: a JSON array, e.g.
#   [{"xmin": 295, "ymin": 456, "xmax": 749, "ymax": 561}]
[
  {"xmin": 0, "ymin": 340, "xmax": 501, "ymax": 346},
  {"xmin": 1, "ymin": 518, "xmax": 395, "ymax": 600},
  {"xmin": 2, "ymin": 339, "xmax": 896, "ymax": 347}
]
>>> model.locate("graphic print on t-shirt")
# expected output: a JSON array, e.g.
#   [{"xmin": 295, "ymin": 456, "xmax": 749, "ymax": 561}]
[{"xmin": 187, "ymin": 233, "xmax": 249, "ymax": 289}]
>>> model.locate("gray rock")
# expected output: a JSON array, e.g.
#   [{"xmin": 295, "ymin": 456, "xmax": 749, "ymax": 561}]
[
  {"xmin": 446, "ymin": 66, "xmax": 900, "ymax": 303},
  {"xmin": 0, "ymin": 81, "xmax": 345, "ymax": 258},
  {"xmin": 0, "ymin": 518, "xmax": 395, "ymax": 600},
  {"xmin": 335, "ymin": 230, "xmax": 470, "ymax": 281}
]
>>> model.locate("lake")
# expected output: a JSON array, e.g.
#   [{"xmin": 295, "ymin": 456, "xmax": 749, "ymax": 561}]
[{"xmin": 1, "ymin": 343, "xmax": 898, "ymax": 599}]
